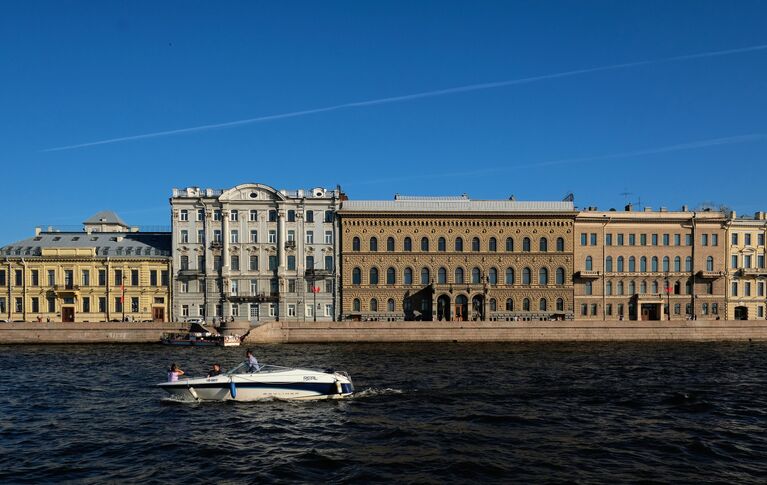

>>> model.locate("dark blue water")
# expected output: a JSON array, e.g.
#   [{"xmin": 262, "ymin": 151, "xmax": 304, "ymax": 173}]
[{"xmin": 1, "ymin": 342, "xmax": 766, "ymax": 483}]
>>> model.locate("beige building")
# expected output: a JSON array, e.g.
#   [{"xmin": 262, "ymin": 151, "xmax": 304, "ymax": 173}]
[
  {"xmin": 574, "ymin": 206, "xmax": 727, "ymax": 320},
  {"xmin": 0, "ymin": 212, "xmax": 171, "ymax": 322},
  {"xmin": 726, "ymin": 212, "xmax": 767, "ymax": 320},
  {"xmin": 337, "ymin": 195, "xmax": 576, "ymax": 321}
]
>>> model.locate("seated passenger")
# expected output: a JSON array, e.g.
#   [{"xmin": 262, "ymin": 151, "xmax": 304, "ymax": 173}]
[
  {"xmin": 207, "ymin": 363, "xmax": 222, "ymax": 377},
  {"xmin": 167, "ymin": 363, "xmax": 184, "ymax": 382},
  {"xmin": 246, "ymin": 349, "xmax": 260, "ymax": 372}
]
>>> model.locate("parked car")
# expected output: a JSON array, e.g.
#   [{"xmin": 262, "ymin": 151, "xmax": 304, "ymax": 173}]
[{"xmin": 185, "ymin": 318, "xmax": 206, "ymax": 325}]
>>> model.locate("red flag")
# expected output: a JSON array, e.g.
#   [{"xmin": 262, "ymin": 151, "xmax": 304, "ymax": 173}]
[{"xmin": 120, "ymin": 282, "xmax": 125, "ymax": 303}]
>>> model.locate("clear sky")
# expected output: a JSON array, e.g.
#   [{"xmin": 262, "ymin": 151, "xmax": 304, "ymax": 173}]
[{"xmin": 1, "ymin": 1, "xmax": 766, "ymax": 242}]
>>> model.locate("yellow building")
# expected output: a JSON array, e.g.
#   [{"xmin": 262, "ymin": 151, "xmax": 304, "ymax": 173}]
[
  {"xmin": 337, "ymin": 195, "xmax": 576, "ymax": 321},
  {"xmin": 726, "ymin": 212, "xmax": 767, "ymax": 320},
  {"xmin": 0, "ymin": 211, "xmax": 171, "ymax": 322}
]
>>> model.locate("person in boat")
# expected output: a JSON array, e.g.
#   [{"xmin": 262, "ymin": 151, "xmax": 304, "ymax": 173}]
[
  {"xmin": 167, "ymin": 363, "xmax": 185, "ymax": 382},
  {"xmin": 207, "ymin": 363, "xmax": 222, "ymax": 377},
  {"xmin": 246, "ymin": 349, "xmax": 260, "ymax": 372}
]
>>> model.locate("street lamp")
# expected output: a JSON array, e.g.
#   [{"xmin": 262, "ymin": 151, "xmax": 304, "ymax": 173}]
[{"xmin": 664, "ymin": 271, "xmax": 671, "ymax": 321}]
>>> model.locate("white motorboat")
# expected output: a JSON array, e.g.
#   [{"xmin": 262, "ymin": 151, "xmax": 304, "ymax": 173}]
[{"xmin": 157, "ymin": 362, "xmax": 354, "ymax": 401}]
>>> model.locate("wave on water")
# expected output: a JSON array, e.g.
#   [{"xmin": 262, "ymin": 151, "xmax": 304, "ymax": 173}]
[{"xmin": 351, "ymin": 387, "xmax": 405, "ymax": 399}]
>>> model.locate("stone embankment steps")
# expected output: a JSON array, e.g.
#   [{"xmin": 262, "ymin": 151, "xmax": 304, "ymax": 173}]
[{"xmin": 243, "ymin": 320, "xmax": 767, "ymax": 344}]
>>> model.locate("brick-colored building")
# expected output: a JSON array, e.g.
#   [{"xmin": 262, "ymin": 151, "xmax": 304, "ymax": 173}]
[
  {"xmin": 574, "ymin": 206, "xmax": 727, "ymax": 320},
  {"xmin": 337, "ymin": 195, "xmax": 576, "ymax": 321},
  {"xmin": 726, "ymin": 212, "xmax": 767, "ymax": 320}
]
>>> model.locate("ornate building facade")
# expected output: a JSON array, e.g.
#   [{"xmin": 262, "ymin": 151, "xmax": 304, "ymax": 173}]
[
  {"xmin": 726, "ymin": 212, "xmax": 767, "ymax": 320},
  {"xmin": 170, "ymin": 184, "xmax": 341, "ymax": 322},
  {"xmin": 337, "ymin": 195, "xmax": 576, "ymax": 321},
  {"xmin": 574, "ymin": 206, "xmax": 728, "ymax": 320},
  {"xmin": 0, "ymin": 212, "xmax": 171, "ymax": 322}
]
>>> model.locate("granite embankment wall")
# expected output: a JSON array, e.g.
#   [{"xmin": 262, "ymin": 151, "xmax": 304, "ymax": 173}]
[
  {"xmin": 243, "ymin": 319, "xmax": 767, "ymax": 344},
  {"xmin": 0, "ymin": 322, "xmax": 187, "ymax": 344}
]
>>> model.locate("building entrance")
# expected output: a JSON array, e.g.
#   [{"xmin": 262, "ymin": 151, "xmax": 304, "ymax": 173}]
[
  {"xmin": 640, "ymin": 303, "xmax": 660, "ymax": 321},
  {"xmin": 437, "ymin": 295, "xmax": 451, "ymax": 321},
  {"xmin": 734, "ymin": 306, "xmax": 748, "ymax": 320},
  {"xmin": 62, "ymin": 307, "xmax": 75, "ymax": 322},
  {"xmin": 152, "ymin": 307, "xmax": 165, "ymax": 322},
  {"xmin": 454, "ymin": 295, "xmax": 468, "ymax": 322}
]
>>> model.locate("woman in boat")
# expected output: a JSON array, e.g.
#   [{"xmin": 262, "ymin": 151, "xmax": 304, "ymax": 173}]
[{"xmin": 167, "ymin": 363, "xmax": 185, "ymax": 382}]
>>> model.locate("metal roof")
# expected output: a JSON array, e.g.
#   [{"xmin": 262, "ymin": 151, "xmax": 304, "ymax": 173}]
[
  {"xmin": 340, "ymin": 199, "xmax": 575, "ymax": 213},
  {"xmin": 83, "ymin": 210, "xmax": 129, "ymax": 226},
  {"xmin": 1, "ymin": 232, "xmax": 171, "ymax": 258}
]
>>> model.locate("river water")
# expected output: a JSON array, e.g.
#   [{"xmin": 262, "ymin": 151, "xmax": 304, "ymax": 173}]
[{"xmin": 1, "ymin": 342, "xmax": 766, "ymax": 483}]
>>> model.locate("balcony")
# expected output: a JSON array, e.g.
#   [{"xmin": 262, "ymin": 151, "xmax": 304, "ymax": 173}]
[
  {"xmin": 738, "ymin": 268, "xmax": 767, "ymax": 277},
  {"xmin": 285, "ymin": 241, "xmax": 296, "ymax": 250},
  {"xmin": 574, "ymin": 270, "xmax": 600, "ymax": 279},
  {"xmin": 305, "ymin": 268, "xmax": 332, "ymax": 278},
  {"xmin": 177, "ymin": 268, "xmax": 201, "ymax": 278},
  {"xmin": 53, "ymin": 284, "xmax": 80, "ymax": 295},
  {"xmin": 697, "ymin": 270, "xmax": 725, "ymax": 279},
  {"xmin": 209, "ymin": 241, "xmax": 223, "ymax": 250},
  {"xmin": 226, "ymin": 292, "xmax": 279, "ymax": 303}
]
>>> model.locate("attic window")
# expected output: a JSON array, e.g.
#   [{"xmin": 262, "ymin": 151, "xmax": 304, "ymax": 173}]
[
  {"xmin": 71, "ymin": 237, "xmax": 80, "ymax": 241},
  {"xmin": 53, "ymin": 236, "xmax": 61, "ymax": 241},
  {"xmin": 116, "ymin": 247, "xmax": 123, "ymax": 255},
  {"xmin": 91, "ymin": 237, "xmax": 98, "ymax": 241},
  {"xmin": 33, "ymin": 237, "xmax": 42, "ymax": 241},
  {"xmin": 249, "ymin": 192, "xmax": 258, "ymax": 199}
]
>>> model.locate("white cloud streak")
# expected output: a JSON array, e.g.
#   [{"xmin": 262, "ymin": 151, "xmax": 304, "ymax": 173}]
[{"xmin": 42, "ymin": 44, "xmax": 767, "ymax": 152}]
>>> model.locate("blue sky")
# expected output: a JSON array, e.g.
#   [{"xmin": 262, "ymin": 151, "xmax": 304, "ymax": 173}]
[{"xmin": 1, "ymin": 1, "xmax": 766, "ymax": 242}]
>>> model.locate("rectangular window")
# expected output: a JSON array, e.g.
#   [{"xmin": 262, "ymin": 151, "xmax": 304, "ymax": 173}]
[
  {"xmin": 231, "ymin": 304, "xmax": 239, "ymax": 317},
  {"xmin": 306, "ymin": 211, "xmax": 314, "ymax": 222},
  {"xmin": 759, "ymin": 234, "xmax": 765, "ymax": 246},
  {"xmin": 325, "ymin": 255, "xmax": 333, "ymax": 271},
  {"xmin": 685, "ymin": 234, "xmax": 692, "ymax": 246},
  {"xmin": 325, "ymin": 231, "xmax": 333, "ymax": 244},
  {"xmin": 590, "ymin": 304, "xmax": 597, "ymax": 316},
  {"xmin": 701, "ymin": 234, "xmax": 708, "ymax": 246},
  {"xmin": 732, "ymin": 282, "xmax": 738, "ymax": 296},
  {"xmin": 131, "ymin": 297, "xmax": 139, "ymax": 313},
  {"xmin": 47, "ymin": 270, "xmax": 55, "ymax": 286},
  {"xmin": 161, "ymin": 271, "xmax": 169, "ymax": 286},
  {"xmin": 663, "ymin": 233, "xmax": 670, "ymax": 246},
  {"xmin": 214, "ymin": 230, "xmax": 222, "ymax": 242},
  {"xmin": 674, "ymin": 234, "xmax": 681, "ymax": 246},
  {"xmin": 250, "ymin": 256, "xmax": 259, "ymax": 271},
  {"xmin": 288, "ymin": 304, "xmax": 296, "ymax": 317},
  {"xmin": 269, "ymin": 255, "xmax": 277, "ymax": 271},
  {"xmin": 268, "ymin": 230, "xmax": 277, "ymax": 243},
  {"xmin": 628, "ymin": 234, "xmax": 636, "ymax": 246},
  {"xmin": 114, "ymin": 269, "xmax": 123, "ymax": 286},
  {"xmin": 214, "ymin": 255, "xmax": 222, "ymax": 270},
  {"xmin": 46, "ymin": 297, "xmax": 55, "ymax": 313},
  {"xmin": 99, "ymin": 297, "xmax": 106, "ymax": 312},
  {"xmin": 180, "ymin": 230, "xmax": 189, "ymax": 243},
  {"xmin": 605, "ymin": 234, "xmax": 612, "ymax": 246},
  {"xmin": 325, "ymin": 304, "xmax": 332, "ymax": 317},
  {"xmin": 31, "ymin": 270, "xmax": 39, "ymax": 286},
  {"xmin": 14, "ymin": 270, "xmax": 22, "ymax": 286},
  {"xmin": 580, "ymin": 304, "xmax": 587, "ymax": 316},
  {"xmin": 618, "ymin": 304, "xmax": 624, "ymax": 316},
  {"xmin": 288, "ymin": 279, "xmax": 296, "ymax": 293},
  {"xmin": 745, "ymin": 255, "xmax": 752, "ymax": 268},
  {"xmin": 250, "ymin": 279, "xmax": 258, "ymax": 295},
  {"xmin": 98, "ymin": 269, "xmax": 106, "ymax": 286},
  {"xmin": 115, "ymin": 297, "xmax": 123, "ymax": 313},
  {"xmin": 180, "ymin": 281, "xmax": 188, "ymax": 293},
  {"xmin": 0, "ymin": 270, "xmax": 5, "ymax": 286},
  {"xmin": 305, "ymin": 305, "xmax": 314, "ymax": 318},
  {"xmin": 231, "ymin": 255, "xmax": 240, "ymax": 271},
  {"xmin": 198, "ymin": 256, "xmax": 205, "ymax": 270},
  {"xmin": 745, "ymin": 282, "xmax": 752, "ymax": 297},
  {"xmin": 287, "ymin": 230, "xmax": 295, "ymax": 242},
  {"xmin": 213, "ymin": 210, "xmax": 222, "ymax": 221},
  {"xmin": 131, "ymin": 269, "xmax": 139, "ymax": 286},
  {"xmin": 12, "ymin": 297, "xmax": 21, "ymax": 312},
  {"xmin": 197, "ymin": 209, "xmax": 204, "ymax": 221},
  {"xmin": 150, "ymin": 270, "xmax": 158, "ymax": 286},
  {"xmin": 731, "ymin": 255, "xmax": 738, "ymax": 269},
  {"xmin": 640, "ymin": 234, "xmax": 647, "ymax": 246},
  {"xmin": 617, "ymin": 234, "xmax": 624, "ymax": 246},
  {"xmin": 759, "ymin": 306, "xmax": 764, "ymax": 318},
  {"xmin": 81, "ymin": 270, "xmax": 89, "ymax": 287},
  {"xmin": 230, "ymin": 230, "xmax": 239, "ymax": 243},
  {"xmin": 249, "ymin": 210, "xmax": 258, "ymax": 221},
  {"xmin": 230, "ymin": 210, "xmax": 238, "ymax": 221},
  {"xmin": 306, "ymin": 231, "xmax": 314, "ymax": 244},
  {"xmin": 231, "ymin": 280, "xmax": 239, "ymax": 296},
  {"xmin": 182, "ymin": 305, "xmax": 189, "ymax": 317},
  {"xmin": 269, "ymin": 304, "xmax": 276, "ymax": 317},
  {"xmin": 745, "ymin": 233, "xmax": 752, "ymax": 246},
  {"xmin": 250, "ymin": 230, "xmax": 258, "ymax": 243},
  {"xmin": 652, "ymin": 233, "xmax": 658, "ymax": 246},
  {"xmin": 758, "ymin": 282, "xmax": 764, "ymax": 297},
  {"xmin": 82, "ymin": 297, "xmax": 90, "ymax": 313},
  {"xmin": 306, "ymin": 255, "xmax": 314, "ymax": 270},
  {"xmin": 590, "ymin": 233, "xmax": 597, "ymax": 246},
  {"xmin": 732, "ymin": 233, "xmax": 738, "ymax": 245},
  {"xmin": 324, "ymin": 211, "xmax": 334, "ymax": 223},
  {"xmin": 606, "ymin": 304, "xmax": 612, "ymax": 316},
  {"xmin": 197, "ymin": 230, "xmax": 205, "ymax": 244},
  {"xmin": 758, "ymin": 255, "xmax": 765, "ymax": 269},
  {"xmin": 712, "ymin": 234, "xmax": 718, "ymax": 246},
  {"xmin": 180, "ymin": 209, "xmax": 188, "ymax": 221},
  {"xmin": 580, "ymin": 233, "xmax": 587, "ymax": 246},
  {"xmin": 31, "ymin": 297, "xmax": 39, "ymax": 313}
]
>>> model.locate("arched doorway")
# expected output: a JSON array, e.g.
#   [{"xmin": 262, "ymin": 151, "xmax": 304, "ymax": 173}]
[
  {"xmin": 454, "ymin": 295, "xmax": 468, "ymax": 322},
  {"xmin": 437, "ymin": 294, "xmax": 451, "ymax": 321},
  {"xmin": 471, "ymin": 294, "xmax": 484, "ymax": 321},
  {"xmin": 734, "ymin": 306, "xmax": 748, "ymax": 320}
]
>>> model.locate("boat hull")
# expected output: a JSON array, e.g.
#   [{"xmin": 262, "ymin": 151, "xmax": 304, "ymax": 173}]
[{"xmin": 157, "ymin": 367, "xmax": 354, "ymax": 401}]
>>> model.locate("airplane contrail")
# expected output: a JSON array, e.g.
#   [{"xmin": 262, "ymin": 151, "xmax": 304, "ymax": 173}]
[
  {"xmin": 42, "ymin": 43, "xmax": 767, "ymax": 152},
  {"xmin": 345, "ymin": 133, "xmax": 767, "ymax": 186}
]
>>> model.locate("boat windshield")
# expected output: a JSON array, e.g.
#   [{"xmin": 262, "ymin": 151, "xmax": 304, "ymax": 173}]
[{"xmin": 224, "ymin": 362, "xmax": 292, "ymax": 375}]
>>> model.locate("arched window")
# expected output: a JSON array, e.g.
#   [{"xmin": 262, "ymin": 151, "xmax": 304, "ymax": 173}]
[
  {"xmin": 455, "ymin": 267, "xmax": 464, "ymax": 284},
  {"xmin": 585, "ymin": 256, "xmax": 593, "ymax": 271},
  {"xmin": 489, "ymin": 237, "xmax": 497, "ymax": 252},
  {"xmin": 539, "ymin": 237, "xmax": 548, "ymax": 252},
  {"xmin": 522, "ymin": 267, "xmax": 532, "ymax": 285},
  {"xmin": 472, "ymin": 237, "xmax": 480, "ymax": 252},
  {"xmin": 652, "ymin": 256, "xmax": 659, "ymax": 272},
  {"xmin": 617, "ymin": 281, "xmax": 624, "ymax": 295},
  {"xmin": 539, "ymin": 298, "xmax": 547, "ymax": 311},
  {"xmin": 352, "ymin": 237, "xmax": 360, "ymax": 252},
  {"xmin": 421, "ymin": 237, "xmax": 429, "ymax": 252},
  {"xmin": 606, "ymin": 281, "xmax": 612, "ymax": 295},
  {"xmin": 685, "ymin": 280, "xmax": 692, "ymax": 294},
  {"xmin": 523, "ymin": 237, "xmax": 531, "ymax": 252},
  {"xmin": 674, "ymin": 256, "xmax": 681, "ymax": 272},
  {"xmin": 685, "ymin": 256, "xmax": 692, "ymax": 272},
  {"xmin": 706, "ymin": 256, "xmax": 714, "ymax": 271},
  {"xmin": 438, "ymin": 237, "xmax": 446, "ymax": 252},
  {"xmin": 404, "ymin": 267, "xmax": 413, "ymax": 285},
  {"xmin": 652, "ymin": 281, "xmax": 659, "ymax": 293},
  {"xmin": 488, "ymin": 267, "xmax": 498, "ymax": 285},
  {"xmin": 455, "ymin": 237, "xmax": 464, "ymax": 252},
  {"xmin": 663, "ymin": 256, "xmax": 670, "ymax": 272},
  {"xmin": 640, "ymin": 256, "xmax": 647, "ymax": 272},
  {"xmin": 370, "ymin": 299, "xmax": 378, "ymax": 312},
  {"xmin": 539, "ymin": 267, "xmax": 549, "ymax": 285},
  {"xmin": 606, "ymin": 256, "xmax": 613, "ymax": 272},
  {"xmin": 628, "ymin": 280, "xmax": 635, "ymax": 295},
  {"xmin": 505, "ymin": 267, "xmax": 515, "ymax": 285},
  {"xmin": 640, "ymin": 281, "xmax": 647, "ymax": 294},
  {"xmin": 420, "ymin": 267, "xmax": 430, "ymax": 285},
  {"xmin": 489, "ymin": 298, "xmax": 497, "ymax": 311},
  {"xmin": 369, "ymin": 267, "xmax": 379, "ymax": 285},
  {"xmin": 506, "ymin": 237, "xmax": 514, "ymax": 251},
  {"xmin": 556, "ymin": 237, "xmax": 565, "ymax": 252},
  {"xmin": 404, "ymin": 237, "xmax": 412, "ymax": 252},
  {"xmin": 523, "ymin": 298, "xmax": 531, "ymax": 311},
  {"xmin": 386, "ymin": 267, "xmax": 396, "ymax": 285},
  {"xmin": 556, "ymin": 267, "xmax": 565, "ymax": 285},
  {"xmin": 370, "ymin": 237, "xmax": 378, "ymax": 252},
  {"xmin": 556, "ymin": 298, "xmax": 564, "ymax": 311},
  {"xmin": 353, "ymin": 298, "xmax": 360, "ymax": 311},
  {"xmin": 472, "ymin": 267, "xmax": 481, "ymax": 284},
  {"xmin": 505, "ymin": 298, "xmax": 514, "ymax": 311},
  {"xmin": 617, "ymin": 256, "xmax": 625, "ymax": 272},
  {"xmin": 628, "ymin": 257, "xmax": 636, "ymax": 272},
  {"xmin": 386, "ymin": 237, "xmax": 395, "ymax": 252},
  {"xmin": 387, "ymin": 299, "xmax": 395, "ymax": 312},
  {"xmin": 352, "ymin": 267, "xmax": 361, "ymax": 285},
  {"xmin": 438, "ymin": 267, "xmax": 447, "ymax": 284}
]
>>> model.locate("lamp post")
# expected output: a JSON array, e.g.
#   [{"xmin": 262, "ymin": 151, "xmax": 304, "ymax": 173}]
[
  {"xmin": 121, "ymin": 274, "xmax": 126, "ymax": 322},
  {"xmin": 664, "ymin": 271, "xmax": 671, "ymax": 320}
]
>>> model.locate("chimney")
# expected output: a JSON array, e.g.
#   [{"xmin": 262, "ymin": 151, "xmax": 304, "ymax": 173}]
[
  {"xmin": 297, "ymin": 189, "xmax": 304, "ymax": 198},
  {"xmin": 682, "ymin": 205, "xmax": 689, "ymax": 212},
  {"xmin": 625, "ymin": 203, "xmax": 633, "ymax": 211},
  {"xmin": 644, "ymin": 207, "xmax": 652, "ymax": 212},
  {"xmin": 660, "ymin": 207, "xmax": 667, "ymax": 212},
  {"xmin": 34, "ymin": 227, "xmax": 41, "ymax": 236}
]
